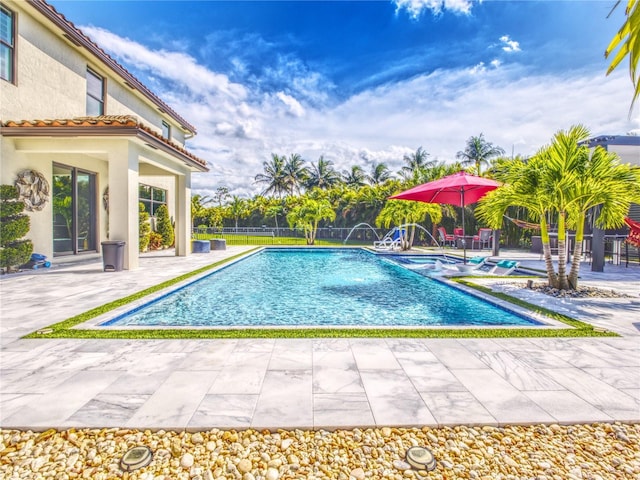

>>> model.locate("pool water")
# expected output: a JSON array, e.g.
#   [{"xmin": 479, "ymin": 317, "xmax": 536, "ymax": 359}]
[{"xmin": 102, "ymin": 249, "xmax": 538, "ymax": 327}]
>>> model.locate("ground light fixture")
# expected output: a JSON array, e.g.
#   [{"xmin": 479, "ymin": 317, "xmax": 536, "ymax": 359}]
[
  {"xmin": 405, "ymin": 446, "xmax": 437, "ymax": 471},
  {"xmin": 119, "ymin": 446, "xmax": 153, "ymax": 472}
]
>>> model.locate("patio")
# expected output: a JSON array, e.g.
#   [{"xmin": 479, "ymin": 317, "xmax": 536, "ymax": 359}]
[{"xmin": 1, "ymin": 247, "xmax": 638, "ymax": 430}]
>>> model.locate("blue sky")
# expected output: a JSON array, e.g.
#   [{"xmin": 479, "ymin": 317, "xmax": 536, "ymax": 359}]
[{"xmin": 50, "ymin": 0, "xmax": 638, "ymax": 197}]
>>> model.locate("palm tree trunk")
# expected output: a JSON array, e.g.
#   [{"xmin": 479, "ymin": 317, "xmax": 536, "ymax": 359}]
[
  {"xmin": 557, "ymin": 211, "xmax": 570, "ymax": 290},
  {"xmin": 568, "ymin": 215, "xmax": 585, "ymax": 289},
  {"xmin": 540, "ymin": 217, "xmax": 558, "ymax": 288}
]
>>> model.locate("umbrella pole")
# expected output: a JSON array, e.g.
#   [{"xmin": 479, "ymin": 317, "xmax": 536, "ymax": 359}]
[{"xmin": 461, "ymin": 189, "xmax": 467, "ymax": 264}]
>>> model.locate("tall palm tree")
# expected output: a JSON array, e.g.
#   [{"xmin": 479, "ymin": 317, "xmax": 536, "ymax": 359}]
[
  {"xmin": 456, "ymin": 134, "xmax": 505, "ymax": 176},
  {"xmin": 367, "ymin": 162, "xmax": 392, "ymax": 185},
  {"xmin": 606, "ymin": 0, "xmax": 640, "ymax": 110},
  {"xmin": 399, "ymin": 147, "xmax": 433, "ymax": 183},
  {"xmin": 283, "ymin": 153, "xmax": 309, "ymax": 195},
  {"xmin": 478, "ymin": 125, "xmax": 640, "ymax": 290},
  {"xmin": 254, "ymin": 154, "xmax": 288, "ymax": 198},
  {"xmin": 342, "ymin": 165, "xmax": 367, "ymax": 188},
  {"xmin": 306, "ymin": 156, "xmax": 341, "ymax": 190}
]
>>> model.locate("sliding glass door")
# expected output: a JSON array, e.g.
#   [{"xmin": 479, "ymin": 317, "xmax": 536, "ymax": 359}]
[{"xmin": 52, "ymin": 164, "xmax": 97, "ymax": 255}]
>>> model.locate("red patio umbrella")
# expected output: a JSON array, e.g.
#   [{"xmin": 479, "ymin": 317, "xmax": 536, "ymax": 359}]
[{"xmin": 389, "ymin": 171, "xmax": 501, "ymax": 262}]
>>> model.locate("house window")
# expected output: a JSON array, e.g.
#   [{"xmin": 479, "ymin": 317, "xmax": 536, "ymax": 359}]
[
  {"xmin": 162, "ymin": 121, "xmax": 171, "ymax": 139},
  {"xmin": 139, "ymin": 184, "xmax": 167, "ymax": 216},
  {"xmin": 86, "ymin": 68, "xmax": 105, "ymax": 115},
  {"xmin": 0, "ymin": 6, "xmax": 15, "ymax": 83}
]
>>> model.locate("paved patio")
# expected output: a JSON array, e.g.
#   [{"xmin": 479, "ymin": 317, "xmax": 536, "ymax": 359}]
[{"xmin": 1, "ymin": 247, "xmax": 639, "ymax": 430}]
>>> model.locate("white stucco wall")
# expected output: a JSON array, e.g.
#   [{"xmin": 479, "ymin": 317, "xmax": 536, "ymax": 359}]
[
  {"xmin": 609, "ymin": 144, "xmax": 640, "ymax": 167},
  {"xmin": 0, "ymin": 0, "xmax": 187, "ymax": 144}
]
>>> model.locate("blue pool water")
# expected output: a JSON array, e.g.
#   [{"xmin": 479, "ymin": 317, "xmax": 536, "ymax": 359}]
[{"xmin": 103, "ymin": 249, "xmax": 538, "ymax": 327}]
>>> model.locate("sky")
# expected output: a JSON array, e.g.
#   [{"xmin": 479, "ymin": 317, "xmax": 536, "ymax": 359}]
[{"xmin": 50, "ymin": 0, "xmax": 639, "ymax": 198}]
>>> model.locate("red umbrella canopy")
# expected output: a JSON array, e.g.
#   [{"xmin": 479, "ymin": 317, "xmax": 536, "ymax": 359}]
[{"xmin": 389, "ymin": 171, "xmax": 501, "ymax": 206}]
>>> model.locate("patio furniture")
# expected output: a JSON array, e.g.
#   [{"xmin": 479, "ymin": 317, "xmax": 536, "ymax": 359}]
[
  {"xmin": 489, "ymin": 260, "xmax": 520, "ymax": 275},
  {"xmin": 472, "ymin": 228, "xmax": 493, "ymax": 249},
  {"xmin": 437, "ymin": 227, "xmax": 455, "ymax": 247}
]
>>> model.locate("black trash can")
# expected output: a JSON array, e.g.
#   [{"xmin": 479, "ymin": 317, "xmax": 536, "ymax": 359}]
[{"xmin": 101, "ymin": 240, "xmax": 126, "ymax": 272}]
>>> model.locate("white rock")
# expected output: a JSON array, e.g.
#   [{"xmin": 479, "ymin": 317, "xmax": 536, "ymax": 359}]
[
  {"xmin": 350, "ymin": 467, "xmax": 366, "ymax": 480},
  {"xmin": 180, "ymin": 452, "xmax": 194, "ymax": 468},
  {"xmin": 394, "ymin": 460, "xmax": 411, "ymax": 471},
  {"xmin": 265, "ymin": 467, "xmax": 280, "ymax": 480},
  {"xmin": 281, "ymin": 438, "xmax": 293, "ymax": 450},
  {"xmin": 192, "ymin": 432, "xmax": 204, "ymax": 444},
  {"xmin": 237, "ymin": 458, "xmax": 252, "ymax": 473}
]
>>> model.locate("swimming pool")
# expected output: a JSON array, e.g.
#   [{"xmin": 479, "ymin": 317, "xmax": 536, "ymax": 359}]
[{"xmin": 102, "ymin": 248, "xmax": 540, "ymax": 328}]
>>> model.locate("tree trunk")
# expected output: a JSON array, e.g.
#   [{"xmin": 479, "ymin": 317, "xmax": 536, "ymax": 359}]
[
  {"xmin": 540, "ymin": 217, "xmax": 558, "ymax": 288},
  {"xmin": 568, "ymin": 214, "xmax": 585, "ymax": 289},
  {"xmin": 556, "ymin": 211, "xmax": 570, "ymax": 290}
]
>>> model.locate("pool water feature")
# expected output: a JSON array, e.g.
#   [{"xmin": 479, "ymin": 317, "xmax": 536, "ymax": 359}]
[{"xmin": 102, "ymin": 249, "xmax": 540, "ymax": 328}]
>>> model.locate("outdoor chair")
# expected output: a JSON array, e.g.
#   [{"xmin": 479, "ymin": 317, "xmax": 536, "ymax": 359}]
[
  {"xmin": 488, "ymin": 260, "xmax": 520, "ymax": 275},
  {"xmin": 472, "ymin": 228, "xmax": 493, "ymax": 249},
  {"xmin": 374, "ymin": 227, "xmax": 405, "ymax": 250},
  {"xmin": 437, "ymin": 227, "xmax": 455, "ymax": 247}
]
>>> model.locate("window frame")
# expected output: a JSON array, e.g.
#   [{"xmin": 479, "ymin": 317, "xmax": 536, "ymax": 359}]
[
  {"xmin": 0, "ymin": 5, "xmax": 16, "ymax": 84},
  {"xmin": 139, "ymin": 183, "xmax": 168, "ymax": 217},
  {"xmin": 86, "ymin": 67, "xmax": 105, "ymax": 115},
  {"xmin": 161, "ymin": 120, "xmax": 171, "ymax": 140}
]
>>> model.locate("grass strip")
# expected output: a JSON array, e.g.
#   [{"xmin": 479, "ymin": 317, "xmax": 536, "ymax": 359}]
[{"xmin": 25, "ymin": 254, "xmax": 616, "ymax": 340}]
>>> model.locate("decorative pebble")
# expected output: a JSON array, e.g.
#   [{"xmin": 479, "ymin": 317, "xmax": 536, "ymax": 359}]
[
  {"xmin": 180, "ymin": 453, "xmax": 194, "ymax": 468},
  {"xmin": 0, "ymin": 423, "xmax": 637, "ymax": 480}
]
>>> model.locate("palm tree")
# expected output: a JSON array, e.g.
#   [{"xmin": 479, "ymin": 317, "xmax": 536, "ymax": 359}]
[
  {"xmin": 456, "ymin": 134, "xmax": 505, "ymax": 176},
  {"xmin": 342, "ymin": 165, "xmax": 367, "ymax": 188},
  {"xmin": 228, "ymin": 195, "xmax": 250, "ymax": 231},
  {"xmin": 286, "ymin": 196, "xmax": 336, "ymax": 245},
  {"xmin": 284, "ymin": 153, "xmax": 309, "ymax": 195},
  {"xmin": 254, "ymin": 154, "xmax": 288, "ymax": 198},
  {"xmin": 606, "ymin": 0, "xmax": 640, "ymax": 110},
  {"xmin": 399, "ymin": 147, "xmax": 433, "ymax": 183},
  {"xmin": 367, "ymin": 162, "xmax": 392, "ymax": 185},
  {"xmin": 306, "ymin": 156, "xmax": 341, "ymax": 189},
  {"xmin": 477, "ymin": 125, "xmax": 640, "ymax": 290},
  {"xmin": 375, "ymin": 200, "xmax": 442, "ymax": 250}
]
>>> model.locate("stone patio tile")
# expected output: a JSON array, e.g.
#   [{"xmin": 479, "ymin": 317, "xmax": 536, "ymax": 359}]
[
  {"xmin": 427, "ymin": 340, "xmax": 488, "ymax": 369},
  {"xmin": 351, "ymin": 341, "xmax": 400, "ymax": 369},
  {"xmin": 313, "ymin": 365, "xmax": 364, "ymax": 394},
  {"xmin": 452, "ymin": 368, "xmax": 555, "ymax": 425},
  {"xmin": 313, "ymin": 393, "xmax": 375, "ymax": 428},
  {"xmin": 583, "ymin": 367, "xmax": 640, "ymax": 390},
  {"xmin": 474, "ymin": 351, "xmax": 562, "ymax": 390},
  {"xmin": 67, "ymin": 394, "xmax": 149, "ymax": 427},
  {"xmin": 408, "ymin": 363, "xmax": 467, "ymax": 392},
  {"xmin": 189, "ymin": 394, "xmax": 258, "ymax": 429},
  {"xmin": 269, "ymin": 339, "xmax": 313, "ymax": 370},
  {"xmin": 208, "ymin": 366, "xmax": 265, "ymax": 394},
  {"xmin": 360, "ymin": 370, "xmax": 436, "ymax": 426},
  {"xmin": 523, "ymin": 390, "xmax": 612, "ymax": 424},
  {"xmin": 542, "ymin": 368, "xmax": 640, "ymax": 421},
  {"xmin": 125, "ymin": 370, "xmax": 216, "ymax": 429},
  {"xmin": 420, "ymin": 391, "xmax": 496, "ymax": 426},
  {"xmin": 252, "ymin": 369, "xmax": 313, "ymax": 429},
  {"xmin": 1, "ymin": 368, "xmax": 78, "ymax": 394},
  {"xmin": 2, "ymin": 371, "xmax": 122, "ymax": 428},
  {"xmin": 0, "ymin": 393, "xmax": 42, "ymax": 421}
]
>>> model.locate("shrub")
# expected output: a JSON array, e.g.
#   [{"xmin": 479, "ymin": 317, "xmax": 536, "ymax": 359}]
[
  {"xmin": 155, "ymin": 204, "xmax": 174, "ymax": 247},
  {"xmin": 148, "ymin": 231, "xmax": 163, "ymax": 250},
  {"xmin": 139, "ymin": 202, "xmax": 151, "ymax": 252},
  {"xmin": 0, "ymin": 185, "xmax": 33, "ymax": 271}
]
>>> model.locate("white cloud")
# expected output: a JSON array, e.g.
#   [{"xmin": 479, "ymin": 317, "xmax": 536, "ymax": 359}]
[
  {"xmin": 499, "ymin": 35, "xmax": 521, "ymax": 53},
  {"xmin": 82, "ymin": 26, "xmax": 639, "ymax": 199},
  {"xmin": 394, "ymin": 0, "xmax": 476, "ymax": 18},
  {"xmin": 490, "ymin": 59, "xmax": 502, "ymax": 68},
  {"xmin": 276, "ymin": 91, "xmax": 305, "ymax": 117}
]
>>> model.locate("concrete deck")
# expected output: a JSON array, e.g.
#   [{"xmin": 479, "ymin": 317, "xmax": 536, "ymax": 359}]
[{"xmin": 1, "ymin": 247, "xmax": 639, "ymax": 430}]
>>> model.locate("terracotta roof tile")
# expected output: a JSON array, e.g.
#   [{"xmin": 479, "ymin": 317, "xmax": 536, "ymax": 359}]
[
  {"xmin": 28, "ymin": 0, "xmax": 197, "ymax": 134},
  {"xmin": 2, "ymin": 116, "xmax": 209, "ymax": 171}
]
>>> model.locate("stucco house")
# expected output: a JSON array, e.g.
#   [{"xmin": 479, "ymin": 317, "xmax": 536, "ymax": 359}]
[{"xmin": 0, "ymin": 0, "xmax": 209, "ymax": 269}]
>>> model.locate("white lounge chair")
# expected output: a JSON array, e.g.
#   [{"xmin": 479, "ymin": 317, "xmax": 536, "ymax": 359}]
[
  {"xmin": 488, "ymin": 260, "xmax": 520, "ymax": 275},
  {"xmin": 456, "ymin": 255, "xmax": 487, "ymax": 272},
  {"xmin": 374, "ymin": 228, "xmax": 405, "ymax": 251}
]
